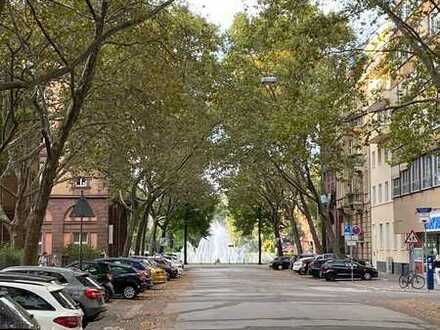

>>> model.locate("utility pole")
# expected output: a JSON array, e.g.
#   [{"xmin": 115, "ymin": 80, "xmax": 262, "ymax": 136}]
[
  {"xmin": 258, "ymin": 217, "xmax": 262, "ymax": 265},
  {"xmin": 184, "ymin": 220, "xmax": 188, "ymax": 265}
]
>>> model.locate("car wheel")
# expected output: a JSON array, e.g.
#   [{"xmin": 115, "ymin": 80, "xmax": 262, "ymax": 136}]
[
  {"xmin": 123, "ymin": 286, "xmax": 137, "ymax": 299},
  {"xmin": 363, "ymin": 272, "xmax": 372, "ymax": 281},
  {"xmin": 325, "ymin": 273, "xmax": 336, "ymax": 281},
  {"xmin": 277, "ymin": 264, "xmax": 283, "ymax": 270}
]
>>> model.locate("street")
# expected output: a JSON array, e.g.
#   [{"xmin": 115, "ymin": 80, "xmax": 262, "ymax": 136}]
[{"xmin": 163, "ymin": 265, "xmax": 439, "ymax": 330}]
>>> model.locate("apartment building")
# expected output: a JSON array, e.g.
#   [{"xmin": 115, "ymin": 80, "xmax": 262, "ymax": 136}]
[
  {"xmin": 366, "ymin": 0, "xmax": 440, "ymax": 273},
  {"xmin": 39, "ymin": 173, "xmax": 127, "ymax": 263}
]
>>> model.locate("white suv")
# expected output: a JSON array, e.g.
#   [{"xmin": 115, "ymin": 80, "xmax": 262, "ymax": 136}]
[{"xmin": 0, "ymin": 280, "xmax": 84, "ymax": 330}]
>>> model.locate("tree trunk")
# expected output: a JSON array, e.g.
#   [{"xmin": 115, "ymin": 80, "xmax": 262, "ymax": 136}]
[
  {"xmin": 286, "ymin": 207, "xmax": 303, "ymax": 255},
  {"xmin": 319, "ymin": 206, "xmax": 342, "ymax": 257},
  {"xmin": 272, "ymin": 211, "xmax": 283, "ymax": 257},
  {"xmin": 298, "ymin": 193, "xmax": 322, "ymax": 253},
  {"xmin": 11, "ymin": 164, "xmax": 31, "ymax": 249},
  {"xmin": 135, "ymin": 203, "xmax": 151, "ymax": 255},
  {"xmin": 149, "ymin": 218, "xmax": 158, "ymax": 254},
  {"xmin": 23, "ymin": 159, "xmax": 58, "ymax": 264}
]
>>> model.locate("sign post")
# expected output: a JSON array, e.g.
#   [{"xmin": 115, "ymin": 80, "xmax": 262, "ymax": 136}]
[
  {"xmin": 344, "ymin": 224, "xmax": 361, "ymax": 281},
  {"xmin": 416, "ymin": 208, "xmax": 432, "ymax": 290}
]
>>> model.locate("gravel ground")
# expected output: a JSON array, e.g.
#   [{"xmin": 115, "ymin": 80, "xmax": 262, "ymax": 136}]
[{"xmin": 87, "ymin": 273, "xmax": 192, "ymax": 330}]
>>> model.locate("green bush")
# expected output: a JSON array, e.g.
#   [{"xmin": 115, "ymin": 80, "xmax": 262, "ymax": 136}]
[
  {"xmin": 0, "ymin": 245, "xmax": 23, "ymax": 269},
  {"xmin": 62, "ymin": 244, "xmax": 102, "ymax": 264}
]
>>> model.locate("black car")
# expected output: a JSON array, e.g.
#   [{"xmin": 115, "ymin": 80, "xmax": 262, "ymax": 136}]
[
  {"xmin": 270, "ymin": 256, "xmax": 292, "ymax": 270},
  {"xmin": 102, "ymin": 263, "xmax": 149, "ymax": 299},
  {"xmin": 67, "ymin": 261, "xmax": 115, "ymax": 302},
  {"xmin": 308, "ymin": 254, "xmax": 336, "ymax": 278},
  {"xmin": 96, "ymin": 257, "xmax": 153, "ymax": 288},
  {"xmin": 0, "ymin": 291, "xmax": 40, "ymax": 329},
  {"xmin": 321, "ymin": 259, "xmax": 378, "ymax": 281}
]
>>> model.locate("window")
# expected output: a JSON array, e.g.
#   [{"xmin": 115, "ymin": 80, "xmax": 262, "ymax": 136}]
[
  {"xmin": 372, "ymin": 186, "xmax": 376, "ymax": 205},
  {"xmin": 372, "ymin": 151, "xmax": 376, "ymax": 168},
  {"xmin": 74, "ymin": 177, "xmax": 88, "ymax": 188},
  {"xmin": 385, "ymin": 181, "xmax": 389, "ymax": 201},
  {"xmin": 379, "ymin": 224, "xmax": 384, "ymax": 250},
  {"xmin": 73, "ymin": 232, "xmax": 88, "ymax": 245},
  {"xmin": 410, "ymin": 159, "xmax": 420, "ymax": 191},
  {"xmin": 378, "ymin": 148, "xmax": 382, "ymax": 166},
  {"xmin": 51, "ymin": 290, "xmax": 77, "ymax": 310},
  {"xmin": 378, "ymin": 183, "xmax": 383, "ymax": 204},
  {"xmin": 430, "ymin": 10, "xmax": 440, "ymax": 35},
  {"xmin": 422, "ymin": 155, "xmax": 432, "ymax": 189},
  {"xmin": 434, "ymin": 155, "xmax": 440, "ymax": 186},
  {"xmin": 385, "ymin": 223, "xmax": 390, "ymax": 250},
  {"xmin": 401, "ymin": 169, "xmax": 410, "ymax": 194},
  {"xmin": 31, "ymin": 271, "xmax": 67, "ymax": 284},
  {"xmin": 393, "ymin": 178, "xmax": 401, "ymax": 197},
  {"xmin": 384, "ymin": 149, "xmax": 390, "ymax": 163},
  {"xmin": 1, "ymin": 286, "xmax": 54, "ymax": 311}
]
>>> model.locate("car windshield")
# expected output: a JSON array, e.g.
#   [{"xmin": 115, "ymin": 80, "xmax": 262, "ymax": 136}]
[
  {"xmin": 51, "ymin": 290, "xmax": 78, "ymax": 310},
  {"xmin": 76, "ymin": 275, "xmax": 101, "ymax": 289},
  {"xmin": 0, "ymin": 296, "xmax": 37, "ymax": 329}
]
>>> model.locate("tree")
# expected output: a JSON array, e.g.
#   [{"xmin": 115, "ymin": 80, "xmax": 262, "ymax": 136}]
[
  {"xmin": 346, "ymin": 1, "xmax": 440, "ymax": 161},
  {"xmin": 215, "ymin": 0, "xmax": 359, "ymax": 257}
]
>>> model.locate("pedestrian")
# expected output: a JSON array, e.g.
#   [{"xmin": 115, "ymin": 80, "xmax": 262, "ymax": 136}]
[
  {"xmin": 51, "ymin": 254, "xmax": 60, "ymax": 267},
  {"xmin": 38, "ymin": 252, "xmax": 49, "ymax": 267},
  {"xmin": 434, "ymin": 255, "xmax": 440, "ymax": 284}
]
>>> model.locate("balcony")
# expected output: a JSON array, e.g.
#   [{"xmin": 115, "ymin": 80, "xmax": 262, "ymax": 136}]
[{"xmin": 342, "ymin": 193, "xmax": 364, "ymax": 213}]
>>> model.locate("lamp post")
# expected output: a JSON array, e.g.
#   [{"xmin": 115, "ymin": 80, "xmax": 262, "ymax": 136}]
[
  {"xmin": 184, "ymin": 218, "xmax": 188, "ymax": 266},
  {"xmin": 70, "ymin": 191, "xmax": 95, "ymax": 269}
]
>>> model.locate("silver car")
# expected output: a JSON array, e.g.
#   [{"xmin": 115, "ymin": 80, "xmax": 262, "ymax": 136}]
[{"xmin": 1, "ymin": 266, "xmax": 106, "ymax": 323}]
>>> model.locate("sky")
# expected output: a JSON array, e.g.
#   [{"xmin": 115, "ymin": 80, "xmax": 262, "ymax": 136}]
[
  {"xmin": 187, "ymin": 0, "xmax": 380, "ymax": 44},
  {"xmin": 187, "ymin": 0, "xmax": 257, "ymax": 30}
]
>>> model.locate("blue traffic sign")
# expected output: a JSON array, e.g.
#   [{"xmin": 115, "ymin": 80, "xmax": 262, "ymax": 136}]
[{"xmin": 344, "ymin": 224, "xmax": 352, "ymax": 236}]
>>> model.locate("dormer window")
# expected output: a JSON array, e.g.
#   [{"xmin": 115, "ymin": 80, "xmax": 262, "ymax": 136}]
[{"xmin": 74, "ymin": 177, "xmax": 88, "ymax": 188}]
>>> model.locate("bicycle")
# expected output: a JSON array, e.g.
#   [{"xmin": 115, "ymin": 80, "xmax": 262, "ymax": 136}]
[{"xmin": 398, "ymin": 272, "xmax": 425, "ymax": 289}]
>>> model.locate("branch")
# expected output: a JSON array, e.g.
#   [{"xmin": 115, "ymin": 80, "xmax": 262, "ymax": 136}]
[{"xmin": 0, "ymin": 0, "xmax": 175, "ymax": 91}]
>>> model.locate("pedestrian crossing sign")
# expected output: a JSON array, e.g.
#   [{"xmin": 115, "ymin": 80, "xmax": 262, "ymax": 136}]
[{"xmin": 405, "ymin": 230, "xmax": 420, "ymax": 245}]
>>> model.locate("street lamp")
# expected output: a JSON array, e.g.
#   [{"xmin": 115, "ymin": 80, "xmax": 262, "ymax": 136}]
[
  {"xmin": 70, "ymin": 191, "xmax": 95, "ymax": 269},
  {"xmin": 261, "ymin": 76, "xmax": 278, "ymax": 85}
]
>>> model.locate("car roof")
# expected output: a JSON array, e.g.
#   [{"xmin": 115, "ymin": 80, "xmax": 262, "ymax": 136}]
[
  {"xmin": 3, "ymin": 266, "xmax": 88, "ymax": 277},
  {"xmin": 0, "ymin": 272, "xmax": 57, "ymax": 283},
  {"xmin": 0, "ymin": 279, "xmax": 64, "ymax": 292},
  {"xmin": 101, "ymin": 262, "xmax": 135, "ymax": 269}
]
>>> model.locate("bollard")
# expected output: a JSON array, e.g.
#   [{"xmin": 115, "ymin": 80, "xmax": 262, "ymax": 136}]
[{"xmin": 427, "ymin": 255, "xmax": 434, "ymax": 290}]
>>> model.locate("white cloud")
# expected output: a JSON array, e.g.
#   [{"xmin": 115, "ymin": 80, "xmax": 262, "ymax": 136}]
[{"xmin": 187, "ymin": 0, "xmax": 257, "ymax": 30}]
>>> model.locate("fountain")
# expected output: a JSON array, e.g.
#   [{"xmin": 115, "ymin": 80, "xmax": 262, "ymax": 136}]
[{"xmin": 185, "ymin": 216, "xmax": 273, "ymax": 264}]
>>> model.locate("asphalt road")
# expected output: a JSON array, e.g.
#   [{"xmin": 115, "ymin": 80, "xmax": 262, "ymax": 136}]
[{"xmin": 164, "ymin": 265, "xmax": 437, "ymax": 330}]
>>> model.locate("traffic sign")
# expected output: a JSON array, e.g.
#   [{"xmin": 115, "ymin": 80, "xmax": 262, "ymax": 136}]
[
  {"xmin": 346, "ymin": 240, "xmax": 357, "ymax": 246},
  {"xmin": 352, "ymin": 225, "xmax": 362, "ymax": 236},
  {"xmin": 416, "ymin": 207, "xmax": 432, "ymax": 223},
  {"xmin": 344, "ymin": 224, "xmax": 352, "ymax": 237},
  {"xmin": 405, "ymin": 230, "xmax": 421, "ymax": 245}
]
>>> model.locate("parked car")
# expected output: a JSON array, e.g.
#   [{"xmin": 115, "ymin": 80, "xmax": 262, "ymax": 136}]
[
  {"xmin": 321, "ymin": 259, "xmax": 378, "ymax": 281},
  {"xmin": 96, "ymin": 257, "xmax": 153, "ymax": 288},
  {"xmin": 67, "ymin": 261, "xmax": 115, "ymax": 302},
  {"xmin": 0, "ymin": 279, "xmax": 83, "ymax": 330},
  {"xmin": 132, "ymin": 257, "xmax": 167, "ymax": 284},
  {"xmin": 291, "ymin": 253, "xmax": 315, "ymax": 262},
  {"xmin": 102, "ymin": 262, "xmax": 148, "ymax": 299},
  {"xmin": 2, "ymin": 266, "xmax": 106, "ymax": 323},
  {"xmin": 150, "ymin": 256, "xmax": 178, "ymax": 279},
  {"xmin": 0, "ymin": 290, "xmax": 41, "ymax": 330},
  {"xmin": 308, "ymin": 254, "xmax": 336, "ymax": 278},
  {"xmin": 163, "ymin": 255, "xmax": 184, "ymax": 276},
  {"xmin": 270, "ymin": 256, "xmax": 292, "ymax": 270},
  {"xmin": 292, "ymin": 257, "xmax": 315, "ymax": 274}
]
